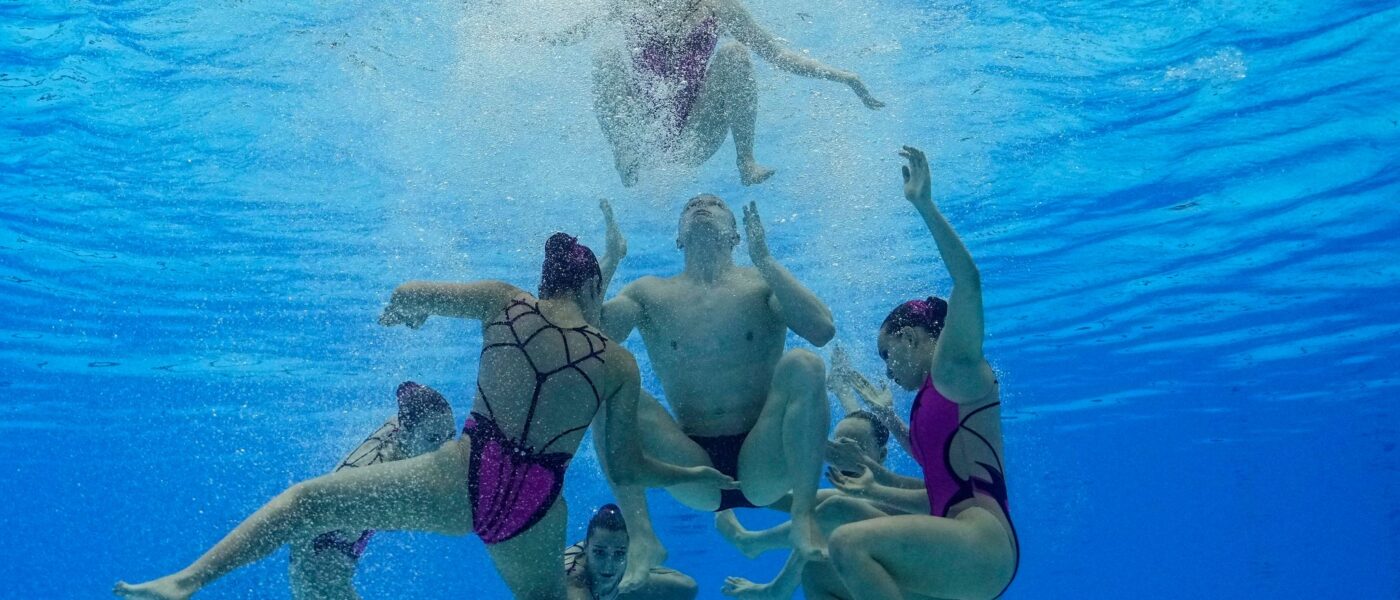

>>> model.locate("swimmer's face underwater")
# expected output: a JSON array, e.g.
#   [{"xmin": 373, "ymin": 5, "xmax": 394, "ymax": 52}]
[
  {"xmin": 676, "ymin": 194, "xmax": 740, "ymax": 252},
  {"xmin": 878, "ymin": 325, "xmax": 936, "ymax": 391},
  {"xmin": 833, "ymin": 417, "xmax": 887, "ymax": 464},
  {"xmin": 584, "ymin": 527, "xmax": 629, "ymax": 594}
]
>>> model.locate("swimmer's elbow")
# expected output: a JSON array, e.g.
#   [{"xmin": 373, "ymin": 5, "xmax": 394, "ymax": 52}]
[{"xmin": 804, "ymin": 320, "xmax": 836, "ymax": 347}]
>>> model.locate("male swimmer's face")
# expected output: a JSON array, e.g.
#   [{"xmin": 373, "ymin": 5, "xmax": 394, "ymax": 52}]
[
  {"xmin": 677, "ymin": 195, "xmax": 739, "ymax": 251},
  {"xmin": 402, "ymin": 413, "xmax": 455, "ymax": 457},
  {"xmin": 878, "ymin": 326, "xmax": 929, "ymax": 391},
  {"xmin": 585, "ymin": 528, "xmax": 629, "ymax": 593},
  {"xmin": 833, "ymin": 418, "xmax": 886, "ymax": 464}
]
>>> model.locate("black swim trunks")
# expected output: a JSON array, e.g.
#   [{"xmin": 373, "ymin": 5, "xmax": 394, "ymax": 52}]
[{"xmin": 688, "ymin": 432, "xmax": 756, "ymax": 511}]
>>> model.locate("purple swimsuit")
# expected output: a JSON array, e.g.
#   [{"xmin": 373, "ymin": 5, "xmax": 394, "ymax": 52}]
[
  {"xmin": 465, "ymin": 298, "xmax": 608, "ymax": 544},
  {"xmin": 632, "ymin": 15, "xmax": 720, "ymax": 134},
  {"xmin": 909, "ymin": 376, "xmax": 1019, "ymax": 597}
]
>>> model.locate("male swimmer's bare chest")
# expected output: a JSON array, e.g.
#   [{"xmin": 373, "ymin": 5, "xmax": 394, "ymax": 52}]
[{"xmin": 635, "ymin": 274, "xmax": 785, "ymax": 421}]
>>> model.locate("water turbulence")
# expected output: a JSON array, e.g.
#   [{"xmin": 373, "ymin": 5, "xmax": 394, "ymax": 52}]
[{"xmin": 1, "ymin": 0, "xmax": 1399, "ymax": 598}]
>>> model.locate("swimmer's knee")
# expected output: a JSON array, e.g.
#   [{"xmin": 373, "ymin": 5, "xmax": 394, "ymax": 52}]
[
  {"xmin": 777, "ymin": 349, "xmax": 826, "ymax": 386},
  {"xmin": 675, "ymin": 573, "xmax": 699, "ymax": 600},
  {"xmin": 714, "ymin": 42, "xmax": 753, "ymax": 69},
  {"xmin": 827, "ymin": 524, "xmax": 868, "ymax": 568}
]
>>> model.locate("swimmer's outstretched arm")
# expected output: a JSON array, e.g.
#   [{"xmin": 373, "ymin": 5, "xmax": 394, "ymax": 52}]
[
  {"xmin": 378, "ymin": 280, "xmax": 523, "ymax": 328},
  {"xmin": 743, "ymin": 201, "xmax": 836, "ymax": 346},
  {"xmin": 601, "ymin": 348, "xmax": 738, "ymax": 490},
  {"xmin": 899, "ymin": 146, "xmax": 996, "ymax": 404},
  {"xmin": 716, "ymin": 0, "xmax": 883, "ymax": 109}
]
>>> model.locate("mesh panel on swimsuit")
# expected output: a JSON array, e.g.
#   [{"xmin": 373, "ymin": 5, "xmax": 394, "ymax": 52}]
[
  {"xmin": 310, "ymin": 420, "xmax": 398, "ymax": 559},
  {"xmin": 466, "ymin": 298, "xmax": 608, "ymax": 544}
]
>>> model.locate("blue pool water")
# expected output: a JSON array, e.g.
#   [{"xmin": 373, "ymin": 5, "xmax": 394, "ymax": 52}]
[{"xmin": 3, "ymin": 0, "xmax": 1399, "ymax": 597}]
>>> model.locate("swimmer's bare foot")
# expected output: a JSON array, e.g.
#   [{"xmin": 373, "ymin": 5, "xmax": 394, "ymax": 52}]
[
  {"xmin": 113, "ymin": 575, "xmax": 194, "ymax": 600},
  {"xmin": 739, "ymin": 161, "xmax": 776, "ymax": 186},
  {"xmin": 620, "ymin": 530, "xmax": 667, "ymax": 592},
  {"xmin": 715, "ymin": 510, "xmax": 765, "ymax": 559},
  {"xmin": 722, "ymin": 576, "xmax": 788, "ymax": 599},
  {"xmin": 790, "ymin": 514, "xmax": 828, "ymax": 562}
]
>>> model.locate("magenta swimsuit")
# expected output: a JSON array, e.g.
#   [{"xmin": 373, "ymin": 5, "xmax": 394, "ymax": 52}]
[
  {"xmin": 909, "ymin": 376, "xmax": 1019, "ymax": 596},
  {"xmin": 464, "ymin": 298, "xmax": 609, "ymax": 544},
  {"xmin": 632, "ymin": 15, "xmax": 720, "ymax": 135}
]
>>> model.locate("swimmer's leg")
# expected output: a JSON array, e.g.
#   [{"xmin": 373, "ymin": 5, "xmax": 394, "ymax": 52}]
[
  {"xmin": 723, "ymin": 495, "xmax": 890, "ymax": 599},
  {"xmin": 593, "ymin": 44, "xmax": 645, "ymax": 187},
  {"xmin": 716, "ymin": 510, "xmax": 788, "ymax": 559},
  {"xmin": 594, "ymin": 390, "xmax": 715, "ymax": 590},
  {"xmin": 289, "ymin": 540, "xmax": 359, "ymax": 600},
  {"xmin": 829, "ymin": 510, "xmax": 1016, "ymax": 600},
  {"xmin": 738, "ymin": 349, "xmax": 829, "ymax": 561},
  {"xmin": 681, "ymin": 42, "xmax": 773, "ymax": 185},
  {"xmin": 485, "ymin": 499, "xmax": 570, "ymax": 600},
  {"xmin": 114, "ymin": 442, "xmax": 472, "ymax": 600}
]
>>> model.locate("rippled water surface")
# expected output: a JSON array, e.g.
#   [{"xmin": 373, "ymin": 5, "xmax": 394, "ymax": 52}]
[{"xmin": 3, "ymin": 0, "xmax": 1398, "ymax": 597}]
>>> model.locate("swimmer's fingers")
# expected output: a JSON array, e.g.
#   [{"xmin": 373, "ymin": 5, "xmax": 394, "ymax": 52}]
[
  {"xmin": 692, "ymin": 466, "xmax": 740, "ymax": 489},
  {"xmin": 600, "ymin": 198, "xmax": 627, "ymax": 257}
]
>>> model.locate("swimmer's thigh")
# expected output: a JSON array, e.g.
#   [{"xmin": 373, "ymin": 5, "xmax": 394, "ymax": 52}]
[
  {"xmin": 486, "ymin": 499, "xmax": 569, "ymax": 600},
  {"xmin": 293, "ymin": 441, "xmax": 473, "ymax": 537},
  {"xmin": 634, "ymin": 391, "xmax": 724, "ymax": 510},
  {"xmin": 802, "ymin": 560, "xmax": 853, "ymax": 600},
  {"xmin": 739, "ymin": 349, "xmax": 827, "ymax": 505},
  {"xmin": 677, "ymin": 42, "xmax": 754, "ymax": 166},
  {"xmin": 829, "ymin": 510, "xmax": 1014, "ymax": 600}
]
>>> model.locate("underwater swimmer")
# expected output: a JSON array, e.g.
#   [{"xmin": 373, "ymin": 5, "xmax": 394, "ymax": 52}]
[
  {"xmin": 565, "ymin": 504, "xmax": 699, "ymax": 600},
  {"xmin": 824, "ymin": 146, "xmax": 1018, "ymax": 600},
  {"xmin": 114, "ymin": 230, "xmax": 733, "ymax": 600},
  {"xmin": 597, "ymin": 195, "xmax": 834, "ymax": 590},
  {"xmin": 288, "ymin": 381, "xmax": 455, "ymax": 600},
  {"xmin": 556, "ymin": 0, "xmax": 882, "ymax": 186}
]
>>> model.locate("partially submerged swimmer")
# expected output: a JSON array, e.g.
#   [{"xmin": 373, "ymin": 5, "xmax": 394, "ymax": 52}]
[
  {"xmin": 290, "ymin": 382, "xmax": 455, "ymax": 600},
  {"xmin": 565, "ymin": 504, "xmax": 698, "ymax": 600},
  {"xmin": 561, "ymin": 0, "xmax": 882, "ymax": 186}
]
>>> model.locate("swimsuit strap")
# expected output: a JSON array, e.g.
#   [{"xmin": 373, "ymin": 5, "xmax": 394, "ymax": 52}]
[{"xmin": 478, "ymin": 297, "xmax": 608, "ymax": 454}]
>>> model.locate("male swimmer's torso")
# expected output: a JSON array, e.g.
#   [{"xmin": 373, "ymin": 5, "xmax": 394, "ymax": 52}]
[{"xmin": 628, "ymin": 268, "xmax": 784, "ymax": 436}]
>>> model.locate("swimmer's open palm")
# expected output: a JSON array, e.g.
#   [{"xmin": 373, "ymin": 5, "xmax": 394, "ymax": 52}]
[
  {"xmin": 689, "ymin": 466, "xmax": 740, "ymax": 490},
  {"xmin": 900, "ymin": 145, "xmax": 933, "ymax": 208},
  {"xmin": 600, "ymin": 199, "xmax": 627, "ymax": 259},
  {"xmin": 826, "ymin": 437, "xmax": 865, "ymax": 473},
  {"xmin": 742, "ymin": 201, "xmax": 770, "ymax": 263},
  {"xmin": 827, "ymin": 466, "xmax": 874, "ymax": 497}
]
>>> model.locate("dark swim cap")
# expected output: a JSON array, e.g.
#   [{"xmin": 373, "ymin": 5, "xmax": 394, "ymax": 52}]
[{"xmin": 540, "ymin": 233, "xmax": 601, "ymax": 298}]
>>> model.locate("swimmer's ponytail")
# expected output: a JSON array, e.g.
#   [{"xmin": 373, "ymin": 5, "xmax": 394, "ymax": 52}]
[
  {"xmin": 881, "ymin": 296, "xmax": 948, "ymax": 338},
  {"xmin": 540, "ymin": 232, "xmax": 601, "ymax": 299},
  {"xmin": 586, "ymin": 503, "xmax": 628, "ymax": 541}
]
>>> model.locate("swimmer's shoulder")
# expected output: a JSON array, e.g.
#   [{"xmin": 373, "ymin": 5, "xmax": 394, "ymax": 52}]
[{"xmin": 619, "ymin": 274, "xmax": 673, "ymax": 303}]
